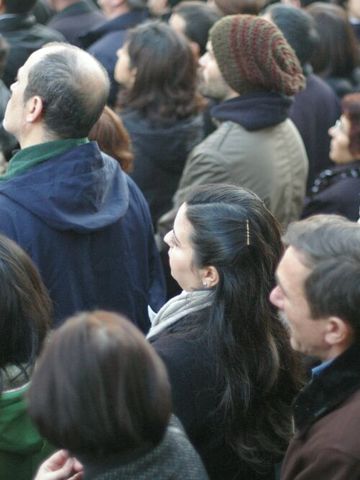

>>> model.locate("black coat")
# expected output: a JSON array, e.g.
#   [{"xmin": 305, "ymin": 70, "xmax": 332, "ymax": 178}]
[
  {"xmin": 122, "ymin": 110, "xmax": 204, "ymax": 227},
  {"xmin": 302, "ymin": 160, "xmax": 360, "ymax": 221},
  {"xmin": 150, "ymin": 312, "xmax": 276, "ymax": 480},
  {"xmin": 0, "ymin": 13, "xmax": 64, "ymax": 87}
]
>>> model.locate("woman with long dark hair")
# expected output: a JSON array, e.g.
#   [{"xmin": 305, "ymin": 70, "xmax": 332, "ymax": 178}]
[
  {"xmin": 114, "ymin": 20, "xmax": 204, "ymax": 227},
  {"xmin": 148, "ymin": 185, "xmax": 302, "ymax": 479}
]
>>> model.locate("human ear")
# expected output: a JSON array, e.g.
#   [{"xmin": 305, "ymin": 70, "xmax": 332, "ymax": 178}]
[
  {"xmin": 201, "ymin": 265, "xmax": 219, "ymax": 288},
  {"xmin": 324, "ymin": 316, "xmax": 353, "ymax": 348},
  {"xmin": 25, "ymin": 96, "xmax": 44, "ymax": 123}
]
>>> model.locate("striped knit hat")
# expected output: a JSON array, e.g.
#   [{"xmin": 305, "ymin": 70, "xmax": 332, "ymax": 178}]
[{"xmin": 209, "ymin": 14, "xmax": 305, "ymax": 96}]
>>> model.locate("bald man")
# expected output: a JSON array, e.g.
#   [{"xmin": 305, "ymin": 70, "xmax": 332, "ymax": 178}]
[{"xmin": 0, "ymin": 43, "xmax": 165, "ymax": 329}]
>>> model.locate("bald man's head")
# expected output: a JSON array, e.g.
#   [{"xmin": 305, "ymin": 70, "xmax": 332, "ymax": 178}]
[{"xmin": 23, "ymin": 43, "xmax": 110, "ymax": 139}]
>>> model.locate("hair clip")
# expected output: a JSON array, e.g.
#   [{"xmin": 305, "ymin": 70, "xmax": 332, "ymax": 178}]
[{"xmin": 246, "ymin": 219, "xmax": 250, "ymax": 246}]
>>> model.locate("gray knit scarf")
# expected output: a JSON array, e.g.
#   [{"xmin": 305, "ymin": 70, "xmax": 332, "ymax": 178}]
[{"xmin": 147, "ymin": 289, "xmax": 213, "ymax": 340}]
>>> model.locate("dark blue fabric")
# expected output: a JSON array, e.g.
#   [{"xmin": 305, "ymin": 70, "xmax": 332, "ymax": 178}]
[
  {"xmin": 210, "ymin": 92, "xmax": 292, "ymax": 131},
  {"xmin": 0, "ymin": 142, "xmax": 165, "ymax": 330}
]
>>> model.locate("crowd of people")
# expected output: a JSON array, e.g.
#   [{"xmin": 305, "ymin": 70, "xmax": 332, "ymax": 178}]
[{"xmin": 0, "ymin": 0, "xmax": 359, "ymax": 479}]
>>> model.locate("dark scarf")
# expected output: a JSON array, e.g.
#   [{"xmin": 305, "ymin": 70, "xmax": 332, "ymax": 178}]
[
  {"xmin": 211, "ymin": 92, "xmax": 292, "ymax": 131},
  {"xmin": 293, "ymin": 343, "xmax": 360, "ymax": 436}
]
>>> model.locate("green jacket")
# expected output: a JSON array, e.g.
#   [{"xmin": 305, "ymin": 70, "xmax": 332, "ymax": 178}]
[{"xmin": 0, "ymin": 383, "xmax": 53, "ymax": 480}]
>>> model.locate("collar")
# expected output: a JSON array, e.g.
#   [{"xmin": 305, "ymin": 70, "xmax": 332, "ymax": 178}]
[
  {"xmin": 0, "ymin": 137, "xmax": 88, "ymax": 181},
  {"xmin": 293, "ymin": 343, "xmax": 360, "ymax": 435},
  {"xmin": 311, "ymin": 358, "xmax": 333, "ymax": 377},
  {"xmin": 211, "ymin": 92, "xmax": 292, "ymax": 131}
]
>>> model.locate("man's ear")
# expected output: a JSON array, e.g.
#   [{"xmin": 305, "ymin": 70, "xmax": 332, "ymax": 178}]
[
  {"xmin": 201, "ymin": 265, "xmax": 219, "ymax": 288},
  {"xmin": 25, "ymin": 96, "xmax": 44, "ymax": 123},
  {"xmin": 324, "ymin": 316, "xmax": 353, "ymax": 348}
]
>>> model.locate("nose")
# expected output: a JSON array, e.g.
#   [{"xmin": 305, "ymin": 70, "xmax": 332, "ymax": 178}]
[
  {"xmin": 164, "ymin": 230, "xmax": 172, "ymax": 247},
  {"xmin": 269, "ymin": 285, "xmax": 284, "ymax": 310},
  {"xmin": 199, "ymin": 52, "xmax": 208, "ymax": 69}
]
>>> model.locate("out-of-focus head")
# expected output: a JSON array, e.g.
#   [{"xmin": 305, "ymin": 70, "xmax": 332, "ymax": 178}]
[
  {"xmin": 170, "ymin": 1, "xmax": 220, "ymax": 57},
  {"xmin": 99, "ymin": 0, "xmax": 146, "ymax": 17},
  {"xmin": 0, "ymin": 234, "xmax": 52, "ymax": 391},
  {"xmin": 307, "ymin": 2, "xmax": 360, "ymax": 78},
  {"xmin": 115, "ymin": 20, "xmax": 202, "ymax": 121},
  {"xmin": 165, "ymin": 184, "xmax": 282, "ymax": 295},
  {"xmin": 208, "ymin": 14, "xmax": 305, "ymax": 96},
  {"xmin": 2, "ymin": 0, "xmax": 37, "ymax": 14},
  {"xmin": 28, "ymin": 311, "xmax": 172, "ymax": 455},
  {"xmin": 0, "ymin": 34, "xmax": 9, "ymax": 79},
  {"xmin": 214, "ymin": 0, "xmax": 266, "ymax": 16},
  {"xmin": 270, "ymin": 215, "xmax": 360, "ymax": 359},
  {"xmin": 328, "ymin": 92, "xmax": 360, "ymax": 163},
  {"xmin": 263, "ymin": 4, "xmax": 319, "ymax": 67},
  {"xmin": 89, "ymin": 106, "xmax": 133, "ymax": 173},
  {"xmin": 3, "ymin": 43, "xmax": 110, "ymax": 143}
]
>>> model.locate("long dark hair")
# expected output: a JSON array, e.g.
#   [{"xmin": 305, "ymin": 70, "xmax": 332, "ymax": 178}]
[
  {"xmin": 185, "ymin": 185, "xmax": 302, "ymax": 470},
  {"xmin": 117, "ymin": 20, "xmax": 204, "ymax": 123},
  {"xmin": 0, "ymin": 235, "xmax": 52, "ymax": 392}
]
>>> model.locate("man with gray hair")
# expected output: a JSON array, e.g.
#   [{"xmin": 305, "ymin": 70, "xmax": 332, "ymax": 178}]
[
  {"xmin": 270, "ymin": 215, "xmax": 360, "ymax": 478},
  {"xmin": 0, "ymin": 43, "xmax": 165, "ymax": 330}
]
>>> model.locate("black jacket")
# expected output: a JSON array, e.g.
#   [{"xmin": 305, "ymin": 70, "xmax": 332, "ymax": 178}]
[{"xmin": 0, "ymin": 13, "xmax": 64, "ymax": 87}]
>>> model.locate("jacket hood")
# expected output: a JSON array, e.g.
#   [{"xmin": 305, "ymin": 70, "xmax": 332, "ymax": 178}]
[
  {"xmin": 211, "ymin": 92, "xmax": 292, "ymax": 131},
  {"xmin": 0, "ymin": 142, "xmax": 129, "ymax": 233},
  {"xmin": 0, "ymin": 385, "xmax": 45, "ymax": 455}
]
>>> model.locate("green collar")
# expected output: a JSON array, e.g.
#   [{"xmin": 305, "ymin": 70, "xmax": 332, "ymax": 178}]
[{"xmin": 0, "ymin": 137, "xmax": 89, "ymax": 181}]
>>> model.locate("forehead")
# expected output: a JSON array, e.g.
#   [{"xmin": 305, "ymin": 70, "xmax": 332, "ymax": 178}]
[{"xmin": 277, "ymin": 246, "xmax": 310, "ymax": 294}]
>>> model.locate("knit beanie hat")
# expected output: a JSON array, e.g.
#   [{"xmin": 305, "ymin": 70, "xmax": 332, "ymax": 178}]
[{"xmin": 209, "ymin": 14, "xmax": 305, "ymax": 96}]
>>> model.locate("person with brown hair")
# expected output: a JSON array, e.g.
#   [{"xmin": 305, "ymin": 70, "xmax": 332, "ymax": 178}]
[
  {"xmin": 158, "ymin": 14, "xmax": 308, "ymax": 245},
  {"xmin": 29, "ymin": 311, "xmax": 209, "ymax": 480},
  {"xmin": 302, "ymin": 92, "xmax": 360, "ymax": 220},
  {"xmin": 89, "ymin": 105, "xmax": 133, "ymax": 173},
  {"xmin": 0, "ymin": 234, "xmax": 53, "ymax": 480}
]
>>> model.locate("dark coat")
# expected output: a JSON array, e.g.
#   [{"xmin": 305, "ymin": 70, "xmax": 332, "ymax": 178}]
[
  {"xmin": 281, "ymin": 344, "xmax": 360, "ymax": 480},
  {"xmin": 80, "ymin": 10, "xmax": 149, "ymax": 105},
  {"xmin": 0, "ymin": 13, "xmax": 64, "ymax": 87},
  {"xmin": 122, "ymin": 109, "xmax": 204, "ymax": 227},
  {"xmin": 47, "ymin": 0, "xmax": 105, "ymax": 47},
  {"xmin": 302, "ymin": 160, "xmax": 360, "ymax": 221},
  {"xmin": 150, "ymin": 312, "xmax": 276, "ymax": 480},
  {"xmin": 289, "ymin": 72, "xmax": 341, "ymax": 193},
  {"xmin": 0, "ymin": 142, "xmax": 165, "ymax": 330}
]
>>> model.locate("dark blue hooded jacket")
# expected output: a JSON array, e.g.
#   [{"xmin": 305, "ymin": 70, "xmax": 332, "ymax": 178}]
[{"xmin": 0, "ymin": 141, "xmax": 165, "ymax": 331}]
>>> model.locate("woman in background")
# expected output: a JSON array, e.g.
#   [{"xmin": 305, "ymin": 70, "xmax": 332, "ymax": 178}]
[
  {"xmin": 0, "ymin": 235, "xmax": 52, "ymax": 480},
  {"xmin": 302, "ymin": 92, "xmax": 360, "ymax": 220},
  {"xmin": 148, "ymin": 185, "xmax": 302, "ymax": 479},
  {"xmin": 114, "ymin": 20, "xmax": 204, "ymax": 228},
  {"xmin": 30, "ymin": 311, "xmax": 209, "ymax": 480}
]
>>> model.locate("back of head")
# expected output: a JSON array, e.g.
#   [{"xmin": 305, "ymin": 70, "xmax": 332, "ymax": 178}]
[
  {"xmin": 264, "ymin": 4, "xmax": 319, "ymax": 67},
  {"xmin": 89, "ymin": 106, "xmax": 133, "ymax": 173},
  {"xmin": 0, "ymin": 235, "xmax": 52, "ymax": 392},
  {"xmin": 24, "ymin": 43, "xmax": 110, "ymax": 139},
  {"xmin": 209, "ymin": 14, "xmax": 305, "ymax": 95},
  {"xmin": 3, "ymin": 0, "xmax": 37, "ymax": 14},
  {"xmin": 28, "ymin": 311, "xmax": 171, "ymax": 455},
  {"xmin": 215, "ymin": 0, "xmax": 266, "ymax": 16},
  {"xmin": 120, "ymin": 20, "xmax": 202, "ymax": 121},
  {"xmin": 307, "ymin": 2, "xmax": 360, "ymax": 77},
  {"xmin": 283, "ymin": 215, "xmax": 360, "ymax": 339},
  {"xmin": 172, "ymin": 1, "xmax": 221, "ymax": 56}
]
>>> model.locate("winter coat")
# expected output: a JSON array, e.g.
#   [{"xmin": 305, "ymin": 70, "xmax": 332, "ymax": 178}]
[
  {"xmin": 121, "ymin": 109, "xmax": 204, "ymax": 227},
  {"xmin": 157, "ymin": 92, "xmax": 308, "ymax": 241},
  {"xmin": 0, "ymin": 141, "xmax": 165, "ymax": 330},
  {"xmin": 281, "ymin": 344, "xmax": 360, "ymax": 480},
  {"xmin": 302, "ymin": 160, "xmax": 360, "ymax": 221},
  {"xmin": 0, "ymin": 13, "xmax": 64, "ymax": 87}
]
